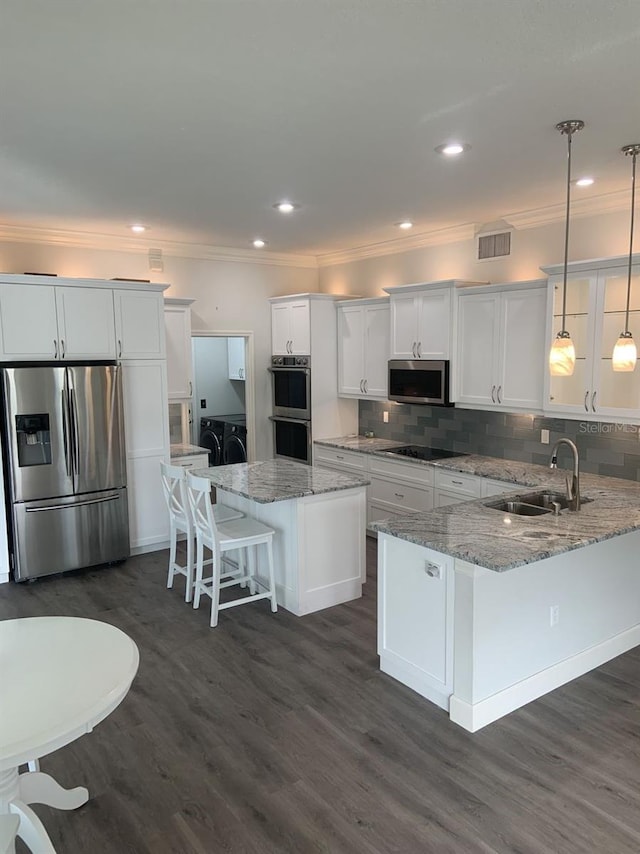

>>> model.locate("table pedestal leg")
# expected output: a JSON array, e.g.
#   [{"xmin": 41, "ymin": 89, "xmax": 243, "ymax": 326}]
[
  {"xmin": 18, "ymin": 773, "xmax": 88, "ymax": 810},
  {"xmin": 9, "ymin": 800, "xmax": 56, "ymax": 854}
]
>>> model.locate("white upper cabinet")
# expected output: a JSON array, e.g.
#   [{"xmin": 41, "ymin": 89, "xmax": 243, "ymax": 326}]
[
  {"xmin": 114, "ymin": 289, "xmax": 166, "ymax": 359},
  {"xmin": 164, "ymin": 299, "xmax": 194, "ymax": 399},
  {"xmin": 0, "ymin": 284, "xmax": 59, "ymax": 360},
  {"xmin": 455, "ymin": 281, "xmax": 546, "ymax": 411},
  {"xmin": 0, "ymin": 282, "xmax": 116, "ymax": 360},
  {"xmin": 55, "ymin": 286, "xmax": 116, "ymax": 359},
  {"xmin": 543, "ymin": 255, "xmax": 640, "ymax": 420},
  {"xmin": 227, "ymin": 337, "xmax": 246, "ymax": 380},
  {"xmin": 385, "ymin": 281, "xmax": 485, "ymax": 360},
  {"xmin": 337, "ymin": 298, "xmax": 389, "ymax": 399},
  {"xmin": 271, "ymin": 299, "xmax": 310, "ymax": 355}
]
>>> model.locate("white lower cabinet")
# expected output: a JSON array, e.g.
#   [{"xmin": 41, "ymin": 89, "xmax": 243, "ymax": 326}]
[
  {"xmin": 121, "ymin": 360, "xmax": 170, "ymax": 551},
  {"xmin": 314, "ymin": 444, "xmax": 522, "ymax": 534},
  {"xmin": 433, "ymin": 468, "xmax": 482, "ymax": 507},
  {"xmin": 171, "ymin": 454, "xmax": 208, "ymax": 471},
  {"xmin": 378, "ymin": 534, "xmax": 454, "ymax": 709}
]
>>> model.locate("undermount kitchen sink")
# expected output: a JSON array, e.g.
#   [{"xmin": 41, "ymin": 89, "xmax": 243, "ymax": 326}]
[{"xmin": 485, "ymin": 491, "xmax": 592, "ymax": 516}]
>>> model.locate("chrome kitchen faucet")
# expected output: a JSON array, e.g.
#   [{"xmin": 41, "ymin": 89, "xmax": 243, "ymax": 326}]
[{"xmin": 549, "ymin": 438, "xmax": 581, "ymax": 511}]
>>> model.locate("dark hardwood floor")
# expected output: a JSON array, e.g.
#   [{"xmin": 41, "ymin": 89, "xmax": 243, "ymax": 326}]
[{"xmin": 2, "ymin": 540, "xmax": 640, "ymax": 853}]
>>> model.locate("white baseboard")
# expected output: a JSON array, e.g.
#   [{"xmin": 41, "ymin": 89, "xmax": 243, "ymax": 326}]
[
  {"xmin": 449, "ymin": 623, "xmax": 640, "ymax": 732},
  {"xmin": 130, "ymin": 539, "xmax": 169, "ymax": 556},
  {"xmin": 380, "ymin": 651, "xmax": 451, "ymax": 711},
  {"xmin": 0, "ymin": 571, "xmax": 10, "ymax": 585}
]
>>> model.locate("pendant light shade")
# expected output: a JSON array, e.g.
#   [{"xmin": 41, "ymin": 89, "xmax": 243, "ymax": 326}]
[
  {"xmin": 549, "ymin": 120, "xmax": 584, "ymax": 378},
  {"xmin": 612, "ymin": 143, "xmax": 640, "ymax": 372},
  {"xmin": 549, "ymin": 332, "xmax": 577, "ymax": 376}
]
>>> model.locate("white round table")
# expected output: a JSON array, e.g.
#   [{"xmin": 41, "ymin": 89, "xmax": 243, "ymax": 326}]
[{"xmin": 0, "ymin": 617, "xmax": 139, "ymax": 853}]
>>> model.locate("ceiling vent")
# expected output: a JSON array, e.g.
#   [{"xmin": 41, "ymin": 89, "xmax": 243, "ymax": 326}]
[{"xmin": 477, "ymin": 230, "xmax": 511, "ymax": 260}]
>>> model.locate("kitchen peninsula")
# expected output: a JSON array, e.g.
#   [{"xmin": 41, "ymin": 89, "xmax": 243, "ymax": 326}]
[
  {"xmin": 192, "ymin": 459, "xmax": 369, "ymax": 616},
  {"xmin": 316, "ymin": 438, "xmax": 640, "ymax": 732}
]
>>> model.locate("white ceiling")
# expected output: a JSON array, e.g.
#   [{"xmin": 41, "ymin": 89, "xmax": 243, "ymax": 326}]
[{"xmin": 1, "ymin": 0, "xmax": 640, "ymax": 259}]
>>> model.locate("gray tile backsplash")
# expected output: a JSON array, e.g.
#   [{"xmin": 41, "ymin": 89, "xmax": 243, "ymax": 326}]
[{"xmin": 359, "ymin": 401, "xmax": 640, "ymax": 482}]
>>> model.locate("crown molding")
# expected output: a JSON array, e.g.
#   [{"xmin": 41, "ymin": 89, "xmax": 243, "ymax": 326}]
[
  {"xmin": 505, "ymin": 189, "xmax": 630, "ymax": 230},
  {"xmin": 317, "ymin": 223, "xmax": 476, "ymax": 268},
  {"xmin": 0, "ymin": 223, "xmax": 318, "ymax": 269},
  {"xmin": 0, "ymin": 187, "xmax": 631, "ymax": 273}
]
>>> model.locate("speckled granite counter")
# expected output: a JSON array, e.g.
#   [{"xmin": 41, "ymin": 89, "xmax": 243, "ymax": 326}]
[
  {"xmin": 315, "ymin": 437, "xmax": 640, "ymax": 571},
  {"xmin": 192, "ymin": 459, "xmax": 370, "ymax": 504},
  {"xmin": 170, "ymin": 443, "xmax": 209, "ymax": 459}
]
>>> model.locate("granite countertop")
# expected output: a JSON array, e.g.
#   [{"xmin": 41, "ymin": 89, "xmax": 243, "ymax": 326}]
[
  {"xmin": 170, "ymin": 443, "xmax": 210, "ymax": 459},
  {"xmin": 191, "ymin": 459, "xmax": 370, "ymax": 504},
  {"xmin": 315, "ymin": 436, "xmax": 640, "ymax": 571}
]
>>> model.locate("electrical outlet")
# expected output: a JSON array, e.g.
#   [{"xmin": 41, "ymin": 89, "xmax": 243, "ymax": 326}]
[
  {"xmin": 383, "ymin": 411, "xmax": 389, "ymax": 423},
  {"xmin": 541, "ymin": 429, "xmax": 550, "ymax": 444},
  {"xmin": 550, "ymin": 605, "xmax": 560, "ymax": 627}
]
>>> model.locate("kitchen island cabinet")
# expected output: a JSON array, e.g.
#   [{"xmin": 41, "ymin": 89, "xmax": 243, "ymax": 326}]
[
  {"xmin": 193, "ymin": 459, "xmax": 369, "ymax": 616},
  {"xmin": 375, "ymin": 467, "xmax": 640, "ymax": 732}
]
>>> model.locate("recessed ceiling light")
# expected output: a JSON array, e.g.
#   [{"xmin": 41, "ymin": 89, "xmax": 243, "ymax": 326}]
[
  {"xmin": 252, "ymin": 238, "xmax": 267, "ymax": 248},
  {"xmin": 397, "ymin": 221, "xmax": 414, "ymax": 230},
  {"xmin": 273, "ymin": 201, "xmax": 299, "ymax": 213},
  {"xmin": 435, "ymin": 142, "xmax": 470, "ymax": 156},
  {"xmin": 575, "ymin": 177, "xmax": 595, "ymax": 187},
  {"xmin": 130, "ymin": 224, "xmax": 146, "ymax": 233}
]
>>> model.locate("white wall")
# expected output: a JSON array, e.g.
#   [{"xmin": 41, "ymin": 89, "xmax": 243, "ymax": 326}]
[
  {"xmin": 0, "ymin": 241, "xmax": 319, "ymax": 459},
  {"xmin": 318, "ymin": 209, "xmax": 632, "ymax": 295},
  {"xmin": 192, "ymin": 336, "xmax": 245, "ymax": 421}
]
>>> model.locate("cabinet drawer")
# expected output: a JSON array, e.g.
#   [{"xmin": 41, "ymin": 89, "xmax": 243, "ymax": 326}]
[
  {"xmin": 369, "ymin": 456, "xmax": 435, "ymax": 486},
  {"xmin": 480, "ymin": 478, "xmax": 521, "ymax": 498},
  {"xmin": 172, "ymin": 455, "xmax": 209, "ymax": 470},
  {"xmin": 370, "ymin": 476, "xmax": 433, "ymax": 512},
  {"xmin": 313, "ymin": 446, "xmax": 366, "ymax": 471},
  {"xmin": 434, "ymin": 469, "xmax": 481, "ymax": 497}
]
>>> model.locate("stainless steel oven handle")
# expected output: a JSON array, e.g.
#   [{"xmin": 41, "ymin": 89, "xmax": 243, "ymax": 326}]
[
  {"xmin": 26, "ymin": 494, "xmax": 120, "ymax": 512},
  {"xmin": 269, "ymin": 415, "xmax": 311, "ymax": 425}
]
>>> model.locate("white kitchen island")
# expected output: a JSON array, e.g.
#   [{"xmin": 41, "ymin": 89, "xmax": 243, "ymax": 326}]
[
  {"xmin": 193, "ymin": 459, "xmax": 369, "ymax": 616},
  {"xmin": 375, "ymin": 463, "xmax": 640, "ymax": 732}
]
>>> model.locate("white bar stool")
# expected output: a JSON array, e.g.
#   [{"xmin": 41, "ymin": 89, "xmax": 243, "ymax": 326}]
[
  {"xmin": 186, "ymin": 472, "xmax": 278, "ymax": 627},
  {"xmin": 160, "ymin": 462, "xmax": 243, "ymax": 603}
]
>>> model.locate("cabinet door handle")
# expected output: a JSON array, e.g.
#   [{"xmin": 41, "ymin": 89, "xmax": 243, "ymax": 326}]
[
  {"xmin": 417, "ymin": 342, "xmax": 422, "ymax": 358},
  {"xmin": 584, "ymin": 390, "xmax": 589, "ymax": 412},
  {"xmin": 451, "ymin": 480, "xmax": 463, "ymax": 485},
  {"xmin": 189, "ymin": 380, "xmax": 193, "ymax": 396},
  {"xmin": 60, "ymin": 339, "xmax": 65, "ymax": 358},
  {"xmin": 394, "ymin": 492, "xmax": 405, "ymax": 499},
  {"xmin": 54, "ymin": 339, "xmax": 58, "ymax": 359},
  {"xmin": 412, "ymin": 342, "xmax": 417, "ymax": 358},
  {"xmin": 359, "ymin": 379, "xmax": 364, "ymax": 392},
  {"xmin": 591, "ymin": 390, "xmax": 597, "ymax": 412},
  {"xmin": 496, "ymin": 385, "xmax": 502, "ymax": 404},
  {"xmin": 336, "ymin": 454, "xmax": 344, "ymax": 460},
  {"xmin": 491, "ymin": 385, "xmax": 496, "ymax": 403},
  {"xmin": 118, "ymin": 339, "xmax": 122, "ymax": 359},
  {"xmin": 364, "ymin": 379, "xmax": 368, "ymax": 393},
  {"xmin": 288, "ymin": 340, "xmax": 292, "ymax": 354},
  {"xmin": 425, "ymin": 561, "xmax": 442, "ymax": 579}
]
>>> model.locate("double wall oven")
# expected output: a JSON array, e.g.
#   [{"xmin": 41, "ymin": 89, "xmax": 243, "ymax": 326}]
[{"xmin": 269, "ymin": 355, "xmax": 312, "ymax": 464}]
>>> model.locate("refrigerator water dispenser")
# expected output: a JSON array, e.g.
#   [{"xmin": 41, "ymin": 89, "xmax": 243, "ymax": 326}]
[{"xmin": 15, "ymin": 414, "xmax": 51, "ymax": 466}]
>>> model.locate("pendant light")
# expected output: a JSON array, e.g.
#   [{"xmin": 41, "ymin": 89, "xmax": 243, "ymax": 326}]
[
  {"xmin": 549, "ymin": 120, "xmax": 585, "ymax": 377},
  {"xmin": 612, "ymin": 144, "xmax": 640, "ymax": 372}
]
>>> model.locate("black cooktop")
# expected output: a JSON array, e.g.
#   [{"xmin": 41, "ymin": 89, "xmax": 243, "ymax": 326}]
[{"xmin": 387, "ymin": 445, "xmax": 467, "ymax": 461}]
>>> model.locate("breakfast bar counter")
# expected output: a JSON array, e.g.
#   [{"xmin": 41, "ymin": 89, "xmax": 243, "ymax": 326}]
[{"xmin": 193, "ymin": 460, "xmax": 369, "ymax": 616}]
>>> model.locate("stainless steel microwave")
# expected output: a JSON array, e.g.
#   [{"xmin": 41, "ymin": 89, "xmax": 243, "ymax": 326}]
[{"xmin": 388, "ymin": 360, "xmax": 452, "ymax": 406}]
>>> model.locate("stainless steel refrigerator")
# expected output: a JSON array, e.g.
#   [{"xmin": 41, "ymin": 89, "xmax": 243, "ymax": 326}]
[{"xmin": 1, "ymin": 363, "xmax": 129, "ymax": 581}]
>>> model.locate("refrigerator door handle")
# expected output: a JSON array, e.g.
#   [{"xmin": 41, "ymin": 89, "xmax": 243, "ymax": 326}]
[
  {"xmin": 61, "ymin": 387, "xmax": 72, "ymax": 477},
  {"xmin": 25, "ymin": 493, "xmax": 121, "ymax": 512},
  {"xmin": 70, "ymin": 386, "xmax": 80, "ymax": 481}
]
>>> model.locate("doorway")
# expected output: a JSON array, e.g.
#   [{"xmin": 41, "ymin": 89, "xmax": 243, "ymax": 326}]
[{"xmin": 191, "ymin": 331, "xmax": 256, "ymax": 463}]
